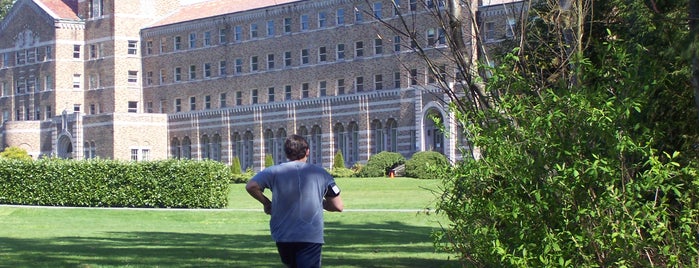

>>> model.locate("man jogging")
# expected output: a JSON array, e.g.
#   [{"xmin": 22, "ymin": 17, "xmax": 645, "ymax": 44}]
[{"xmin": 246, "ymin": 134, "xmax": 344, "ymax": 268}]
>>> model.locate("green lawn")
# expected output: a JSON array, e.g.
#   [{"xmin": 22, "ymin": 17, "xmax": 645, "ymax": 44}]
[{"xmin": 0, "ymin": 177, "xmax": 457, "ymax": 267}]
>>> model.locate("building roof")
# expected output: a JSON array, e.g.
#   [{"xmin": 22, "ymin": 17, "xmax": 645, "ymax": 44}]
[
  {"xmin": 150, "ymin": 0, "xmax": 302, "ymax": 27},
  {"xmin": 34, "ymin": 0, "xmax": 79, "ymax": 20}
]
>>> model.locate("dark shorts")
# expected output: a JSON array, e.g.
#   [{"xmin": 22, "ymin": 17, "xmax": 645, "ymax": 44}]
[{"xmin": 276, "ymin": 242, "xmax": 323, "ymax": 268}]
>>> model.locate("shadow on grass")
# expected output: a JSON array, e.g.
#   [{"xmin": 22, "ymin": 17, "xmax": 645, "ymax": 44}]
[{"xmin": 0, "ymin": 221, "xmax": 457, "ymax": 267}]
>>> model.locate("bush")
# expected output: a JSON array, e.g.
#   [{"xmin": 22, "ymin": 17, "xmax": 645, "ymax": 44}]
[
  {"xmin": 231, "ymin": 167, "xmax": 254, "ymax": 183},
  {"xmin": 333, "ymin": 150, "xmax": 346, "ymax": 169},
  {"xmin": 230, "ymin": 156, "xmax": 242, "ymax": 174},
  {"xmin": 0, "ymin": 158, "xmax": 230, "ymax": 208},
  {"xmin": 404, "ymin": 151, "xmax": 449, "ymax": 179},
  {"xmin": 264, "ymin": 154, "xmax": 274, "ymax": 167},
  {"xmin": 0, "ymin": 146, "xmax": 31, "ymax": 161},
  {"xmin": 328, "ymin": 167, "xmax": 355, "ymax": 178},
  {"xmin": 357, "ymin": 151, "xmax": 405, "ymax": 177}
]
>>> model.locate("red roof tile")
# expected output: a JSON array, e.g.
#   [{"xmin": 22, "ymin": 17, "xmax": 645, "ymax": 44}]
[
  {"xmin": 35, "ymin": 0, "xmax": 79, "ymax": 20},
  {"xmin": 151, "ymin": 0, "xmax": 303, "ymax": 27}
]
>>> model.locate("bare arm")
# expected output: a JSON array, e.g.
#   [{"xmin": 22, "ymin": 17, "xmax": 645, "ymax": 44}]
[
  {"xmin": 245, "ymin": 180, "xmax": 272, "ymax": 214},
  {"xmin": 323, "ymin": 195, "xmax": 344, "ymax": 212}
]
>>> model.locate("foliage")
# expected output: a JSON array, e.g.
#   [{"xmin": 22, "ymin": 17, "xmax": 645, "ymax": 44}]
[
  {"xmin": 0, "ymin": 158, "xmax": 230, "ymax": 208},
  {"xmin": 357, "ymin": 151, "xmax": 405, "ymax": 178},
  {"xmin": 328, "ymin": 167, "xmax": 355, "ymax": 178},
  {"xmin": 264, "ymin": 154, "xmax": 274, "ymax": 167},
  {"xmin": 230, "ymin": 156, "xmax": 242, "ymax": 174},
  {"xmin": 333, "ymin": 149, "xmax": 346, "ymax": 169},
  {"xmin": 404, "ymin": 151, "xmax": 449, "ymax": 179},
  {"xmin": 0, "ymin": 0, "xmax": 12, "ymax": 21},
  {"xmin": 407, "ymin": 0, "xmax": 699, "ymax": 266},
  {"xmin": 0, "ymin": 146, "xmax": 31, "ymax": 161}
]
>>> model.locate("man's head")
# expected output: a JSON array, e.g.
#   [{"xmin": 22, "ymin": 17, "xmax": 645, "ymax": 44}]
[{"xmin": 285, "ymin": 134, "xmax": 309, "ymax": 161}]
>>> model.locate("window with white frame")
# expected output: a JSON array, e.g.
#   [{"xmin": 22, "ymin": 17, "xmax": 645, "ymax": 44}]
[
  {"xmin": 284, "ymin": 18, "xmax": 292, "ymax": 33},
  {"xmin": 318, "ymin": 12, "xmax": 327, "ymax": 28},
  {"xmin": 337, "ymin": 8, "xmax": 345, "ymax": 25},
  {"xmin": 337, "ymin": 44, "xmax": 345, "ymax": 60},
  {"xmin": 250, "ymin": 24, "xmax": 259, "ymax": 38},
  {"xmin": 267, "ymin": 20, "xmax": 275, "ymax": 36},
  {"xmin": 128, "ymin": 70, "xmax": 138, "ymax": 84},
  {"xmin": 189, "ymin": 33, "xmax": 196, "ymax": 48},
  {"xmin": 204, "ymin": 31, "xmax": 211, "ymax": 46},
  {"xmin": 127, "ymin": 40, "xmax": 138, "ymax": 55},
  {"xmin": 127, "ymin": 101, "xmax": 137, "ymax": 113},
  {"xmin": 73, "ymin": 74, "xmax": 81, "ymax": 89},
  {"xmin": 301, "ymin": 14, "xmax": 309, "ymax": 30},
  {"xmin": 130, "ymin": 147, "xmax": 150, "ymax": 161}
]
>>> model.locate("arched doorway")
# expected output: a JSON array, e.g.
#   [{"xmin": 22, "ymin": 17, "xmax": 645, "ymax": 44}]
[
  {"xmin": 57, "ymin": 135, "xmax": 73, "ymax": 159},
  {"xmin": 423, "ymin": 108, "xmax": 444, "ymax": 154}
]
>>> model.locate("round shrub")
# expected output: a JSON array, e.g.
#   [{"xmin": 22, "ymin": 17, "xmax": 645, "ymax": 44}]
[
  {"xmin": 405, "ymin": 151, "xmax": 449, "ymax": 179},
  {"xmin": 358, "ymin": 151, "xmax": 405, "ymax": 177},
  {"xmin": 328, "ymin": 167, "xmax": 355, "ymax": 178}
]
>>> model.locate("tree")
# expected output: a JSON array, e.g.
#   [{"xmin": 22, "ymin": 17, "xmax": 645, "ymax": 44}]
[
  {"xmin": 367, "ymin": 0, "xmax": 699, "ymax": 266},
  {"xmin": 0, "ymin": 0, "xmax": 14, "ymax": 22},
  {"xmin": 0, "ymin": 146, "xmax": 31, "ymax": 161},
  {"xmin": 264, "ymin": 154, "xmax": 274, "ymax": 167}
]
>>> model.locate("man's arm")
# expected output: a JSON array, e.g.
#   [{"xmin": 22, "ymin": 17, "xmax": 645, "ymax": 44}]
[
  {"xmin": 323, "ymin": 195, "xmax": 343, "ymax": 212},
  {"xmin": 245, "ymin": 180, "xmax": 272, "ymax": 214}
]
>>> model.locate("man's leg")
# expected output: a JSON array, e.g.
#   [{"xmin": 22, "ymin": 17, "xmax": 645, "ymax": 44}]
[
  {"xmin": 276, "ymin": 242, "xmax": 298, "ymax": 268},
  {"xmin": 295, "ymin": 243, "xmax": 322, "ymax": 268}
]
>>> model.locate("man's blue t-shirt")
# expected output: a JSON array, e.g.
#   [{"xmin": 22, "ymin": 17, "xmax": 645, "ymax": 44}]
[{"xmin": 251, "ymin": 161, "xmax": 337, "ymax": 244}]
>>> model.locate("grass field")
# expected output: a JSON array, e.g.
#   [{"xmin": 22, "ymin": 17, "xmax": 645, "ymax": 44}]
[{"xmin": 0, "ymin": 177, "xmax": 458, "ymax": 268}]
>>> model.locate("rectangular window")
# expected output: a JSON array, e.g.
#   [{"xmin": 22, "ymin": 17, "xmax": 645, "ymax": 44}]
[
  {"xmin": 236, "ymin": 91, "xmax": 242, "ymax": 105},
  {"xmin": 159, "ymin": 69, "xmax": 166, "ymax": 84},
  {"xmin": 160, "ymin": 37, "xmax": 166, "ymax": 53},
  {"xmin": 128, "ymin": 101, "xmax": 138, "ymax": 113},
  {"xmin": 251, "ymin": 56, "xmax": 259, "ymax": 71},
  {"xmin": 394, "ymin": 72, "xmax": 401, "ymax": 88},
  {"xmin": 427, "ymin": 28, "xmax": 436, "ymax": 45},
  {"xmin": 318, "ymin": 12, "xmax": 327, "ymax": 28},
  {"xmin": 284, "ymin": 51, "xmax": 292, "ymax": 67},
  {"xmin": 373, "ymin": 2, "xmax": 383, "ymax": 19},
  {"xmin": 252, "ymin": 89, "xmax": 258, "ymax": 104},
  {"xmin": 355, "ymin": 7, "xmax": 363, "ymax": 22},
  {"xmin": 2, "ymin": 52, "xmax": 8, "ymax": 66},
  {"xmin": 219, "ymin": 28, "xmax": 227, "ymax": 43},
  {"xmin": 267, "ymin": 20, "xmax": 275, "ymax": 36},
  {"xmin": 235, "ymin": 58, "xmax": 243, "ymax": 73},
  {"xmin": 174, "ymin": 36, "xmax": 182, "ymax": 50},
  {"xmin": 485, "ymin": 22, "xmax": 495, "ymax": 41},
  {"xmin": 267, "ymin": 54, "xmax": 275, "ymax": 69},
  {"xmin": 189, "ymin": 33, "xmax": 196, "ymax": 48},
  {"xmin": 73, "ymin": 74, "xmax": 81, "ymax": 89},
  {"xmin": 146, "ymin": 102, "xmax": 153, "ymax": 113},
  {"xmin": 89, "ymin": 44, "xmax": 97, "ymax": 58},
  {"xmin": 45, "ymin": 75, "xmax": 52, "ymax": 91},
  {"xmin": 302, "ymin": 83, "xmax": 309, "ymax": 98},
  {"xmin": 250, "ymin": 24, "xmax": 259, "ymax": 38},
  {"xmin": 393, "ymin": 0, "xmax": 401, "ymax": 16},
  {"xmin": 319, "ymin": 47, "xmax": 327, "ymax": 62},
  {"xmin": 301, "ymin": 49, "xmax": 309, "ymax": 64},
  {"xmin": 220, "ymin": 93, "xmax": 227, "ymax": 108},
  {"xmin": 27, "ymin": 49, "xmax": 35, "ymax": 63},
  {"xmin": 219, "ymin": 60, "xmax": 227, "ymax": 76},
  {"xmin": 234, "ymin": 26, "xmax": 243, "ymax": 41},
  {"xmin": 46, "ymin": 106, "xmax": 52, "ymax": 119},
  {"xmin": 128, "ymin": 71, "xmax": 138, "ymax": 84},
  {"xmin": 337, "ymin": 9, "xmax": 345, "ymax": 25},
  {"xmin": 190, "ymin": 96, "xmax": 196, "ymax": 110},
  {"xmin": 16, "ymin": 79, "xmax": 25, "ymax": 93},
  {"xmin": 394, "ymin": 36, "xmax": 401, "ymax": 52},
  {"xmin": 285, "ymin": 85, "xmax": 292, "ymax": 100},
  {"xmin": 146, "ymin": 40, "xmax": 153, "ymax": 55},
  {"xmin": 337, "ymin": 44, "xmax": 345, "ymax": 60},
  {"xmin": 204, "ymin": 63, "xmax": 211, "ymax": 78},
  {"xmin": 410, "ymin": 68, "xmax": 418, "ymax": 85},
  {"xmin": 189, "ymin": 65, "xmax": 196, "ymax": 80},
  {"xmin": 128, "ymin": 40, "xmax": 138, "ymax": 55},
  {"xmin": 374, "ymin": 38, "xmax": 383, "ymax": 55},
  {"xmin": 284, "ymin": 18, "xmax": 292, "ymax": 33},
  {"xmin": 205, "ymin": 95, "xmax": 211, "ymax": 109},
  {"xmin": 301, "ymin": 14, "xmax": 309, "ymax": 30},
  {"xmin": 90, "ymin": 104, "xmax": 96, "ymax": 115},
  {"xmin": 174, "ymin": 67, "xmax": 182, "ymax": 82},
  {"xmin": 268, "ymin": 87, "xmax": 275, "ymax": 102},
  {"xmin": 319, "ymin": 80, "xmax": 327, "ymax": 96},
  {"xmin": 146, "ymin": 71, "xmax": 153, "ymax": 85},
  {"xmin": 337, "ymin": 79, "xmax": 345, "ymax": 95},
  {"xmin": 375, "ymin": 74, "xmax": 383, "ymax": 90},
  {"xmin": 175, "ymin": 98, "xmax": 182, "ymax": 112},
  {"xmin": 356, "ymin": 76, "xmax": 364, "ymax": 92},
  {"xmin": 355, "ymin": 41, "xmax": 364, "ymax": 57},
  {"xmin": 204, "ymin": 31, "xmax": 211, "ymax": 46},
  {"xmin": 410, "ymin": 0, "xmax": 417, "ymax": 11},
  {"xmin": 73, "ymin": 45, "xmax": 81, "ymax": 58},
  {"xmin": 16, "ymin": 51, "xmax": 25, "ymax": 65},
  {"xmin": 27, "ymin": 77, "xmax": 36, "ymax": 92}
]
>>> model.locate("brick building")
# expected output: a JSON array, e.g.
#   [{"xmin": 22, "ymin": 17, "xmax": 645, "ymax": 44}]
[{"xmin": 0, "ymin": 0, "xmax": 523, "ymax": 170}]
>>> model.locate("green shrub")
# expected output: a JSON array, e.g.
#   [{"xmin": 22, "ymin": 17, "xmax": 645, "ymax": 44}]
[
  {"xmin": 333, "ymin": 150, "xmax": 346, "ymax": 169},
  {"xmin": 264, "ymin": 154, "xmax": 274, "ymax": 167},
  {"xmin": 404, "ymin": 151, "xmax": 449, "ymax": 179},
  {"xmin": 230, "ymin": 156, "xmax": 242, "ymax": 174},
  {"xmin": 328, "ymin": 167, "xmax": 355, "ymax": 178},
  {"xmin": 0, "ymin": 146, "xmax": 31, "ymax": 161},
  {"xmin": 357, "ymin": 151, "xmax": 405, "ymax": 177},
  {"xmin": 0, "ymin": 158, "xmax": 230, "ymax": 208},
  {"xmin": 231, "ymin": 167, "xmax": 254, "ymax": 183}
]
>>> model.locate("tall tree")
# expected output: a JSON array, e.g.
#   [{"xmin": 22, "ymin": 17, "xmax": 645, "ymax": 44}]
[{"xmin": 0, "ymin": 0, "xmax": 14, "ymax": 22}]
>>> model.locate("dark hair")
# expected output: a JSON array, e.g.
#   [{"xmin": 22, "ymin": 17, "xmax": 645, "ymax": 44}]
[{"xmin": 285, "ymin": 134, "xmax": 309, "ymax": 161}]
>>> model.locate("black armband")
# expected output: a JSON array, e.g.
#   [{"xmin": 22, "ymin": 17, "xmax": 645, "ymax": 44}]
[{"xmin": 326, "ymin": 183, "xmax": 341, "ymax": 197}]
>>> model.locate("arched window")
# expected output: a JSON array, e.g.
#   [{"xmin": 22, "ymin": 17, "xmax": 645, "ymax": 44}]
[
  {"xmin": 298, "ymin": 126, "xmax": 308, "ymax": 140},
  {"xmin": 90, "ymin": 141, "xmax": 97, "ymax": 159},
  {"xmin": 275, "ymin": 128, "xmax": 287, "ymax": 163},
  {"xmin": 371, "ymin": 119, "xmax": 384, "ymax": 154},
  {"xmin": 243, "ymin": 131, "xmax": 254, "ymax": 170},
  {"xmin": 264, "ymin": 129, "xmax": 274, "ymax": 161},
  {"xmin": 182, "ymin": 136, "xmax": 192, "ymax": 159},
  {"xmin": 347, "ymin": 122, "xmax": 359, "ymax": 164},
  {"xmin": 386, "ymin": 118, "xmax": 398, "ymax": 152},
  {"xmin": 232, "ymin": 132, "xmax": 242, "ymax": 164},
  {"xmin": 311, "ymin": 125, "xmax": 322, "ymax": 165},
  {"xmin": 334, "ymin": 123, "xmax": 347, "ymax": 166},
  {"xmin": 201, "ymin": 134, "xmax": 210, "ymax": 159},
  {"xmin": 212, "ymin": 134, "xmax": 222, "ymax": 161},
  {"xmin": 171, "ymin": 138, "xmax": 181, "ymax": 159},
  {"xmin": 84, "ymin": 142, "xmax": 90, "ymax": 159}
]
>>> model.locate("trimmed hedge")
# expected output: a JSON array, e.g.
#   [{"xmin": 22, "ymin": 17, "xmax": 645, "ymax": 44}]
[
  {"xmin": 0, "ymin": 158, "xmax": 230, "ymax": 208},
  {"xmin": 357, "ymin": 151, "xmax": 405, "ymax": 177},
  {"xmin": 404, "ymin": 151, "xmax": 450, "ymax": 179}
]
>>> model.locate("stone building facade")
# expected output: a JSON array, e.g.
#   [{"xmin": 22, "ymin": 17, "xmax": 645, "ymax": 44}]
[{"xmin": 0, "ymin": 0, "xmax": 523, "ymax": 170}]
